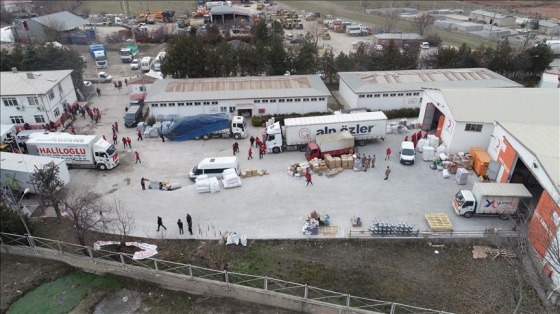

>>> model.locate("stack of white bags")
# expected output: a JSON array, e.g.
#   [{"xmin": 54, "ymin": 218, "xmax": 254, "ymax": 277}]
[
  {"xmin": 222, "ymin": 168, "xmax": 242, "ymax": 189},
  {"xmin": 195, "ymin": 175, "xmax": 221, "ymax": 194}
]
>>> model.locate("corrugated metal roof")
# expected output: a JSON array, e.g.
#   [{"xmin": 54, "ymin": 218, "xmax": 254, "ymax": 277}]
[
  {"xmin": 373, "ymin": 33, "xmax": 422, "ymax": 40},
  {"xmin": 439, "ymin": 88, "xmax": 559, "ymax": 124},
  {"xmin": 339, "ymin": 68, "xmax": 521, "ymax": 93},
  {"xmin": 470, "ymin": 10, "xmax": 511, "ymax": 20},
  {"xmin": 284, "ymin": 111, "xmax": 388, "ymax": 127},
  {"xmin": 497, "ymin": 122, "xmax": 559, "ymax": 197},
  {"xmin": 210, "ymin": 6, "xmax": 250, "ymax": 15},
  {"xmin": 0, "ymin": 70, "xmax": 73, "ymax": 95},
  {"xmin": 32, "ymin": 11, "xmax": 89, "ymax": 31},
  {"xmin": 144, "ymin": 75, "xmax": 330, "ymax": 103}
]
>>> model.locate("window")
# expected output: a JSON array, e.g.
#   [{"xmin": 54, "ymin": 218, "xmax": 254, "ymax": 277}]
[
  {"xmin": 397, "ymin": 93, "xmax": 403, "ymax": 96},
  {"xmin": 152, "ymin": 104, "xmax": 159, "ymax": 107},
  {"xmin": 382, "ymin": 94, "xmax": 388, "ymax": 97},
  {"xmin": 58, "ymin": 84, "xmax": 63, "ymax": 94},
  {"xmin": 178, "ymin": 103, "xmax": 185, "ymax": 106},
  {"xmin": 465, "ymin": 124, "xmax": 483, "ymax": 132},
  {"xmin": 203, "ymin": 101, "xmax": 210, "ymax": 105},
  {"xmin": 390, "ymin": 93, "xmax": 396, "ymax": 97},
  {"xmin": 48, "ymin": 90, "xmax": 55, "ymax": 100},
  {"xmin": 34, "ymin": 115, "xmax": 45, "ymax": 123},
  {"xmin": 27, "ymin": 97, "xmax": 39, "ymax": 106},
  {"xmin": 186, "ymin": 102, "xmax": 193, "ymax": 106},
  {"xmin": 294, "ymin": 98, "xmax": 301, "ymax": 102},
  {"xmin": 3, "ymin": 97, "xmax": 18, "ymax": 107},
  {"xmin": 303, "ymin": 98, "xmax": 309, "ymax": 102},
  {"xmin": 366, "ymin": 94, "xmax": 372, "ymax": 98},
  {"xmin": 169, "ymin": 103, "xmax": 176, "ymax": 107},
  {"xmin": 311, "ymin": 98, "xmax": 317, "ymax": 101},
  {"xmin": 286, "ymin": 99, "xmax": 293, "ymax": 102},
  {"xmin": 254, "ymin": 100, "xmax": 261, "ymax": 103},
  {"xmin": 229, "ymin": 106, "xmax": 235, "ymax": 113},
  {"xmin": 139, "ymin": 86, "xmax": 145, "ymax": 91},
  {"xmin": 262, "ymin": 99, "xmax": 269, "ymax": 103},
  {"xmin": 406, "ymin": 93, "xmax": 412, "ymax": 96},
  {"xmin": 279, "ymin": 99, "xmax": 285, "ymax": 103},
  {"xmin": 359, "ymin": 95, "xmax": 365, "ymax": 98},
  {"xmin": 211, "ymin": 101, "xmax": 218, "ymax": 105},
  {"xmin": 270, "ymin": 99, "xmax": 277, "ymax": 103},
  {"xmin": 160, "ymin": 103, "xmax": 167, "ymax": 107},
  {"xmin": 10, "ymin": 116, "xmax": 24, "ymax": 123},
  {"xmin": 220, "ymin": 106, "xmax": 227, "ymax": 112},
  {"xmin": 194, "ymin": 102, "xmax": 201, "ymax": 106},
  {"xmin": 413, "ymin": 92, "xmax": 420, "ymax": 96},
  {"xmin": 53, "ymin": 108, "xmax": 60, "ymax": 117},
  {"xmin": 319, "ymin": 97, "xmax": 325, "ymax": 101},
  {"xmin": 374, "ymin": 94, "xmax": 380, "ymax": 98}
]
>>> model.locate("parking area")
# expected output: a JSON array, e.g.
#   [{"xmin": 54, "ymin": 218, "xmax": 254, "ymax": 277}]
[{"xmin": 38, "ymin": 85, "xmax": 516, "ymax": 240}]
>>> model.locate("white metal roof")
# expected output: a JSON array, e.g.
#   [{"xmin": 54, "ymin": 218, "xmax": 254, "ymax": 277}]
[
  {"xmin": 498, "ymin": 122, "xmax": 560, "ymax": 198},
  {"xmin": 144, "ymin": 75, "xmax": 330, "ymax": 103},
  {"xmin": 284, "ymin": 111, "xmax": 388, "ymax": 127},
  {"xmin": 0, "ymin": 151, "xmax": 65, "ymax": 172},
  {"xmin": 474, "ymin": 182, "xmax": 533, "ymax": 198},
  {"xmin": 339, "ymin": 68, "xmax": 521, "ymax": 93},
  {"xmin": 32, "ymin": 11, "xmax": 89, "ymax": 31},
  {"xmin": 0, "ymin": 70, "xmax": 73, "ymax": 96},
  {"xmin": 438, "ymin": 88, "xmax": 559, "ymax": 124},
  {"xmin": 470, "ymin": 10, "xmax": 512, "ymax": 20}
]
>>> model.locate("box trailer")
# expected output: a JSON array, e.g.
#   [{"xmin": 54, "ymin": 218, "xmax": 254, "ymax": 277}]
[
  {"xmin": 265, "ymin": 112, "xmax": 387, "ymax": 154},
  {"xmin": 26, "ymin": 133, "xmax": 119, "ymax": 170},
  {"xmin": 0, "ymin": 152, "xmax": 70, "ymax": 194},
  {"xmin": 452, "ymin": 182, "xmax": 532, "ymax": 218},
  {"xmin": 305, "ymin": 131, "xmax": 355, "ymax": 160}
]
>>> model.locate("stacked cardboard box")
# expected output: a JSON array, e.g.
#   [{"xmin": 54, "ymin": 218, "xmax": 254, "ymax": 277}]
[
  {"xmin": 340, "ymin": 154, "xmax": 353, "ymax": 169},
  {"xmin": 333, "ymin": 157, "xmax": 341, "ymax": 168}
]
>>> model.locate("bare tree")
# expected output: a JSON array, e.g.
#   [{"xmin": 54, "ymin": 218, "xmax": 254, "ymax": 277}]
[
  {"xmin": 31, "ymin": 162, "xmax": 65, "ymax": 222},
  {"xmin": 383, "ymin": 9, "xmax": 400, "ymax": 33},
  {"xmin": 61, "ymin": 190, "xmax": 110, "ymax": 246},
  {"xmin": 109, "ymin": 198, "xmax": 135, "ymax": 247},
  {"xmin": 411, "ymin": 13, "xmax": 434, "ymax": 36}
]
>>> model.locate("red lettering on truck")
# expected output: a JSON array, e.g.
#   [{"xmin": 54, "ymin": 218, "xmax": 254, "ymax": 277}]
[{"xmin": 37, "ymin": 147, "xmax": 87, "ymax": 155}]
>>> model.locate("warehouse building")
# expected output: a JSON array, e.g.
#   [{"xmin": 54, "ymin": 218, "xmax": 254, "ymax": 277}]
[
  {"xmin": 420, "ymin": 87, "xmax": 560, "ymax": 298},
  {"xmin": 145, "ymin": 75, "xmax": 330, "ymax": 119},
  {"xmin": 468, "ymin": 10, "xmax": 516, "ymax": 27},
  {"xmin": 338, "ymin": 68, "xmax": 521, "ymax": 111}
]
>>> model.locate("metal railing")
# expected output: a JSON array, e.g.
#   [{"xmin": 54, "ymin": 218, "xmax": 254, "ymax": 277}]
[
  {"xmin": 0, "ymin": 232, "xmax": 452, "ymax": 314},
  {"xmin": 349, "ymin": 229, "xmax": 520, "ymax": 239}
]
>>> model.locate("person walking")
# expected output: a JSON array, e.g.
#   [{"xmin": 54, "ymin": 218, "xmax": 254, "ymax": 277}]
[
  {"xmin": 259, "ymin": 145, "xmax": 265, "ymax": 159},
  {"xmin": 126, "ymin": 137, "xmax": 132, "ymax": 148},
  {"xmin": 248, "ymin": 147, "xmax": 253, "ymax": 160},
  {"xmin": 361, "ymin": 154, "xmax": 367, "ymax": 170},
  {"xmin": 417, "ymin": 130, "xmax": 422, "ymax": 140},
  {"xmin": 157, "ymin": 216, "xmax": 167, "ymax": 231},
  {"xmin": 232, "ymin": 143, "xmax": 237, "ymax": 155},
  {"xmin": 114, "ymin": 122, "xmax": 119, "ymax": 133},
  {"xmin": 135, "ymin": 150, "xmax": 141, "ymax": 163},
  {"xmin": 112, "ymin": 125, "xmax": 116, "ymax": 135},
  {"xmin": 177, "ymin": 219, "xmax": 184, "ymax": 235},
  {"xmin": 306, "ymin": 172, "xmax": 313, "ymax": 186},
  {"xmin": 141, "ymin": 177, "xmax": 147, "ymax": 190},
  {"xmin": 124, "ymin": 78, "xmax": 128, "ymax": 86},
  {"xmin": 411, "ymin": 133, "xmax": 417, "ymax": 142},
  {"xmin": 70, "ymin": 125, "xmax": 76, "ymax": 135},
  {"xmin": 112, "ymin": 133, "xmax": 118, "ymax": 145},
  {"xmin": 371, "ymin": 155, "xmax": 376, "ymax": 168},
  {"xmin": 96, "ymin": 87, "xmax": 101, "ymax": 97},
  {"xmin": 137, "ymin": 129, "xmax": 143, "ymax": 141},
  {"xmin": 122, "ymin": 137, "xmax": 127, "ymax": 149},
  {"xmin": 385, "ymin": 148, "xmax": 392, "ymax": 160},
  {"xmin": 186, "ymin": 214, "xmax": 193, "ymax": 235},
  {"xmin": 234, "ymin": 142, "xmax": 239, "ymax": 153},
  {"xmin": 384, "ymin": 166, "xmax": 391, "ymax": 180},
  {"xmin": 249, "ymin": 136, "xmax": 255, "ymax": 147},
  {"xmin": 365, "ymin": 155, "xmax": 371, "ymax": 172}
]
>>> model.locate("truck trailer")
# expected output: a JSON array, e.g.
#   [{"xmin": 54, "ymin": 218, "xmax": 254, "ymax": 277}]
[
  {"xmin": 265, "ymin": 112, "xmax": 387, "ymax": 154},
  {"xmin": 452, "ymin": 182, "xmax": 532, "ymax": 218},
  {"xmin": 0, "ymin": 152, "xmax": 70, "ymax": 194},
  {"xmin": 89, "ymin": 44, "xmax": 108, "ymax": 68},
  {"xmin": 119, "ymin": 45, "xmax": 138, "ymax": 63},
  {"xmin": 305, "ymin": 131, "xmax": 355, "ymax": 160},
  {"xmin": 25, "ymin": 133, "xmax": 119, "ymax": 170},
  {"xmin": 163, "ymin": 114, "xmax": 246, "ymax": 141}
]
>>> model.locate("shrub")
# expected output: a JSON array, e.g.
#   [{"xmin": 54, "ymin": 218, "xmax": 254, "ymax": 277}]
[
  {"xmin": 0, "ymin": 206, "xmax": 34, "ymax": 236},
  {"xmin": 383, "ymin": 108, "xmax": 420, "ymax": 120},
  {"xmin": 145, "ymin": 114, "xmax": 156, "ymax": 126}
]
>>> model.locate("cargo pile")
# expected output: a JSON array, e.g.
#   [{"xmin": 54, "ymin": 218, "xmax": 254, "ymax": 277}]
[
  {"xmin": 240, "ymin": 168, "xmax": 269, "ymax": 178},
  {"xmin": 195, "ymin": 175, "xmax": 220, "ymax": 193},
  {"xmin": 222, "ymin": 168, "xmax": 242, "ymax": 189}
]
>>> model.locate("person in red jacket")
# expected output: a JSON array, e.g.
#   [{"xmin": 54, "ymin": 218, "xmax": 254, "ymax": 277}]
[
  {"xmin": 385, "ymin": 147, "xmax": 392, "ymax": 160},
  {"xmin": 137, "ymin": 129, "xmax": 143, "ymax": 141},
  {"xmin": 122, "ymin": 137, "xmax": 127, "ymax": 149},
  {"xmin": 248, "ymin": 147, "xmax": 253, "ymax": 160},
  {"xmin": 135, "ymin": 150, "xmax": 141, "ymax": 163}
]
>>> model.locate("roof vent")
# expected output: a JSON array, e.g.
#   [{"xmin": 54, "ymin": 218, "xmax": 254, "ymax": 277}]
[
  {"xmin": 26, "ymin": 73, "xmax": 34, "ymax": 79},
  {"xmin": 11, "ymin": 67, "xmax": 17, "ymax": 73}
]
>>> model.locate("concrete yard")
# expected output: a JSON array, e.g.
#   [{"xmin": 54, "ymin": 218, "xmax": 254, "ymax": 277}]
[{"xmin": 26, "ymin": 86, "xmax": 515, "ymax": 240}]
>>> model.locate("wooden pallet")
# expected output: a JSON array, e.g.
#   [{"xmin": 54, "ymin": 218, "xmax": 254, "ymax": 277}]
[
  {"xmin": 488, "ymin": 248, "xmax": 516, "ymax": 260},
  {"xmin": 319, "ymin": 225, "xmax": 339, "ymax": 235},
  {"xmin": 425, "ymin": 213, "xmax": 453, "ymax": 232}
]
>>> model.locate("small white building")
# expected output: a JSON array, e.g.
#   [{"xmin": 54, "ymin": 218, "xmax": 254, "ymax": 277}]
[
  {"xmin": 145, "ymin": 75, "xmax": 330, "ymax": 118},
  {"xmin": 469, "ymin": 10, "xmax": 516, "ymax": 27},
  {"xmin": 338, "ymin": 68, "xmax": 521, "ymax": 111},
  {"xmin": 418, "ymin": 88, "xmax": 559, "ymax": 154},
  {"xmin": 0, "ymin": 69, "xmax": 77, "ymax": 131}
]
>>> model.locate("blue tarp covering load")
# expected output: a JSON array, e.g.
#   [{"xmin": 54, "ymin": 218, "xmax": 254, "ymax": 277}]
[{"xmin": 162, "ymin": 113, "xmax": 229, "ymax": 141}]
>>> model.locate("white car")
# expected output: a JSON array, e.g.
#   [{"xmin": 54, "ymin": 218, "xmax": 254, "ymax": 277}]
[
  {"xmin": 375, "ymin": 44, "xmax": 383, "ymax": 51},
  {"xmin": 153, "ymin": 59, "xmax": 161, "ymax": 71},
  {"xmin": 352, "ymin": 40, "xmax": 365, "ymax": 46},
  {"xmin": 130, "ymin": 59, "xmax": 140, "ymax": 70}
]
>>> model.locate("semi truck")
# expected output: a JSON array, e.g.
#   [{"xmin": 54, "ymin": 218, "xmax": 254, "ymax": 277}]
[
  {"xmin": 305, "ymin": 131, "xmax": 354, "ymax": 160},
  {"xmin": 119, "ymin": 45, "xmax": 138, "ymax": 63},
  {"xmin": 89, "ymin": 44, "xmax": 108, "ymax": 68},
  {"xmin": 0, "ymin": 152, "xmax": 70, "ymax": 194},
  {"xmin": 265, "ymin": 111, "xmax": 388, "ymax": 154},
  {"xmin": 452, "ymin": 182, "xmax": 532, "ymax": 218},
  {"xmin": 163, "ymin": 114, "xmax": 246, "ymax": 141},
  {"xmin": 25, "ymin": 133, "xmax": 119, "ymax": 170}
]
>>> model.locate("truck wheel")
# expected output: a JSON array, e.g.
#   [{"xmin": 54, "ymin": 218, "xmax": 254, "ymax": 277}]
[
  {"xmin": 298, "ymin": 145, "xmax": 306, "ymax": 152},
  {"xmin": 357, "ymin": 140, "xmax": 366, "ymax": 146},
  {"xmin": 202, "ymin": 135, "xmax": 210, "ymax": 140},
  {"xmin": 234, "ymin": 133, "xmax": 241, "ymax": 140},
  {"xmin": 272, "ymin": 147, "xmax": 280, "ymax": 154},
  {"xmin": 194, "ymin": 136, "xmax": 201, "ymax": 140},
  {"xmin": 98, "ymin": 164, "xmax": 107, "ymax": 170},
  {"xmin": 463, "ymin": 212, "xmax": 473, "ymax": 218}
]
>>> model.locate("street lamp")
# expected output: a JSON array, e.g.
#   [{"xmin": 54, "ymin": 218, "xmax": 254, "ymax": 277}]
[{"xmin": 18, "ymin": 188, "xmax": 33, "ymax": 237}]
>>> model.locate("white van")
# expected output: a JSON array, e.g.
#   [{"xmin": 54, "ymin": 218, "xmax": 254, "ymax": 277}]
[
  {"xmin": 189, "ymin": 156, "xmax": 240, "ymax": 181},
  {"xmin": 140, "ymin": 56, "xmax": 152, "ymax": 72},
  {"xmin": 399, "ymin": 141, "xmax": 416, "ymax": 165},
  {"xmin": 420, "ymin": 42, "xmax": 430, "ymax": 49}
]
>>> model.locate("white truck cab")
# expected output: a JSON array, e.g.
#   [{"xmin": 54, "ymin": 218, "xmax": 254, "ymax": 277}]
[{"xmin": 453, "ymin": 190, "xmax": 476, "ymax": 217}]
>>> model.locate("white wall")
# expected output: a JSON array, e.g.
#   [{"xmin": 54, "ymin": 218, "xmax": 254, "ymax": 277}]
[
  {"xmin": 339, "ymin": 78, "xmax": 424, "ymax": 110},
  {"xmin": 445, "ymin": 121, "xmax": 494, "ymax": 153},
  {"xmin": 338, "ymin": 80, "xmax": 358, "ymax": 108},
  {"xmin": 129, "ymin": 83, "xmax": 152, "ymax": 94}
]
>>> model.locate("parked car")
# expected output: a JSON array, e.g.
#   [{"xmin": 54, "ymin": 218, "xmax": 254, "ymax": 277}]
[
  {"xmin": 375, "ymin": 44, "xmax": 383, "ymax": 51},
  {"xmin": 131, "ymin": 59, "xmax": 140, "ymax": 70},
  {"xmin": 153, "ymin": 59, "xmax": 162, "ymax": 71},
  {"xmin": 352, "ymin": 40, "xmax": 365, "ymax": 46}
]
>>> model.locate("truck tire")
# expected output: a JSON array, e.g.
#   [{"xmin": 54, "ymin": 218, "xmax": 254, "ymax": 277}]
[
  {"xmin": 298, "ymin": 145, "xmax": 306, "ymax": 152},
  {"xmin": 463, "ymin": 212, "xmax": 473, "ymax": 218},
  {"xmin": 98, "ymin": 164, "xmax": 107, "ymax": 170},
  {"xmin": 194, "ymin": 136, "xmax": 201, "ymax": 140},
  {"xmin": 234, "ymin": 133, "xmax": 241, "ymax": 140},
  {"xmin": 272, "ymin": 147, "xmax": 281, "ymax": 154},
  {"xmin": 202, "ymin": 134, "xmax": 210, "ymax": 140},
  {"xmin": 357, "ymin": 140, "xmax": 366, "ymax": 146}
]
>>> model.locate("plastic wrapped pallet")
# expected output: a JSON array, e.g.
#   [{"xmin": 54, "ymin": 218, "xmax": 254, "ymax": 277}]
[
  {"xmin": 417, "ymin": 139, "xmax": 428, "ymax": 152},
  {"xmin": 455, "ymin": 167, "xmax": 469, "ymax": 185},
  {"xmin": 195, "ymin": 174, "xmax": 209, "ymax": 182},
  {"xmin": 428, "ymin": 135, "xmax": 439, "ymax": 149},
  {"xmin": 423, "ymin": 146, "xmax": 435, "ymax": 161},
  {"xmin": 437, "ymin": 143, "xmax": 447, "ymax": 154}
]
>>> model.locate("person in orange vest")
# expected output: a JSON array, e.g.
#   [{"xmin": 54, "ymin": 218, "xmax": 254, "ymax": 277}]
[
  {"xmin": 126, "ymin": 136, "xmax": 132, "ymax": 148},
  {"xmin": 112, "ymin": 133, "xmax": 118, "ymax": 145}
]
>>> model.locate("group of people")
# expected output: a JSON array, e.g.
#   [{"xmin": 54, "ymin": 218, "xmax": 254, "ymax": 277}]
[
  {"xmin": 403, "ymin": 130, "xmax": 427, "ymax": 149},
  {"xmin": 248, "ymin": 136, "xmax": 266, "ymax": 159},
  {"xmin": 157, "ymin": 215, "xmax": 194, "ymax": 235},
  {"xmin": 358, "ymin": 154, "xmax": 376, "ymax": 171},
  {"xmin": 86, "ymin": 107, "xmax": 102, "ymax": 123}
]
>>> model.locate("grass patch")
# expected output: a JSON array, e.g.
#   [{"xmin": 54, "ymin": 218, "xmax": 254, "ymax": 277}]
[
  {"xmin": 76, "ymin": 1, "xmax": 197, "ymax": 16},
  {"xmin": 8, "ymin": 272, "xmax": 121, "ymax": 314}
]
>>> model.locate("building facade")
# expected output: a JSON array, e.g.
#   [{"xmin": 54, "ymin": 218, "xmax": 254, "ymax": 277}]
[
  {"xmin": 145, "ymin": 75, "xmax": 330, "ymax": 119},
  {"xmin": 0, "ymin": 69, "xmax": 77, "ymax": 131}
]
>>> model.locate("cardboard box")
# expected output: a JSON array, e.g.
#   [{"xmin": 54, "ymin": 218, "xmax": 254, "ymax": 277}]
[
  {"xmin": 334, "ymin": 157, "xmax": 341, "ymax": 168},
  {"xmin": 251, "ymin": 168, "xmax": 258, "ymax": 176}
]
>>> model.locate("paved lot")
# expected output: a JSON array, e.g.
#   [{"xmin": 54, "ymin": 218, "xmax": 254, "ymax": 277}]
[{"xmin": 28, "ymin": 85, "xmax": 516, "ymax": 240}]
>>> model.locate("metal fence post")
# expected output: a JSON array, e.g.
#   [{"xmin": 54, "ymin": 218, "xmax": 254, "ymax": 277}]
[
  {"xmin": 346, "ymin": 294, "xmax": 350, "ymax": 307},
  {"xmin": 57, "ymin": 241, "xmax": 63, "ymax": 254},
  {"xmin": 87, "ymin": 247, "xmax": 93, "ymax": 260},
  {"xmin": 154, "ymin": 260, "xmax": 158, "ymax": 271},
  {"xmin": 390, "ymin": 302, "xmax": 396, "ymax": 314},
  {"xmin": 304, "ymin": 284, "xmax": 308, "ymax": 299},
  {"xmin": 26, "ymin": 235, "xmax": 36, "ymax": 251},
  {"xmin": 188, "ymin": 265, "xmax": 193, "ymax": 277},
  {"xmin": 120, "ymin": 253, "xmax": 125, "ymax": 266},
  {"xmin": 264, "ymin": 277, "xmax": 268, "ymax": 291},
  {"xmin": 224, "ymin": 271, "xmax": 229, "ymax": 284}
]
